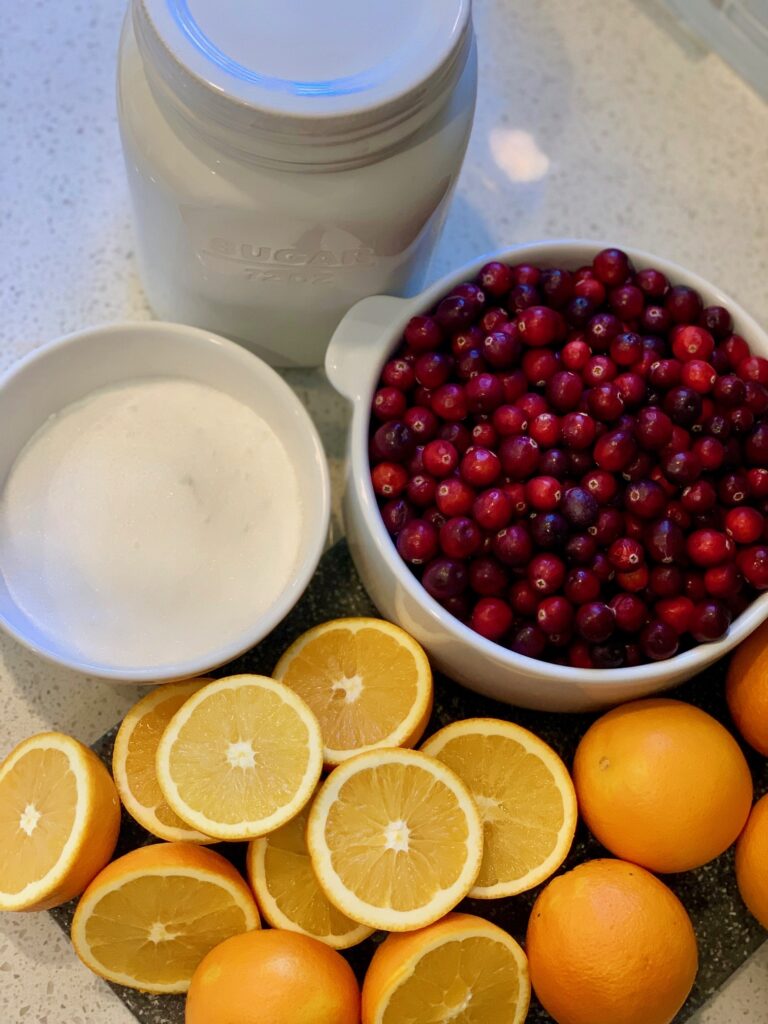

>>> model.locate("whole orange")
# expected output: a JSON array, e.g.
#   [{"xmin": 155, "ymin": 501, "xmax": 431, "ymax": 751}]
[
  {"xmin": 185, "ymin": 929, "xmax": 360, "ymax": 1024},
  {"xmin": 526, "ymin": 858, "xmax": 698, "ymax": 1024},
  {"xmin": 735, "ymin": 794, "xmax": 768, "ymax": 929},
  {"xmin": 726, "ymin": 622, "xmax": 768, "ymax": 755},
  {"xmin": 573, "ymin": 698, "xmax": 753, "ymax": 872}
]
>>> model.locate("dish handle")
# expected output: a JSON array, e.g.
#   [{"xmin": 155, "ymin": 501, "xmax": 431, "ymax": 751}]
[{"xmin": 325, "ymin": 295, "xmax": 408, "ymax": 402}]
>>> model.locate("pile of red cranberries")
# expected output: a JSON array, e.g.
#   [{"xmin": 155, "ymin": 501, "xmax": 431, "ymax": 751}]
[{"xmin": 368, "ymin": 248, "xmax": 768, "ymax": 668}]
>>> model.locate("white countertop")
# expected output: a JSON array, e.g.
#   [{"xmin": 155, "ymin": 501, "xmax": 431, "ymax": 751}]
[{"xmin": 1, "ymin": 0, "xmax": 767, "ymax": 1020}]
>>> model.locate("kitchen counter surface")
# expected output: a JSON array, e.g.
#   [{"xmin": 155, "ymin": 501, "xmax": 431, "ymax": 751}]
[{"xmin": 1, "ymin": 0, "xmax": 767, "ymax": 1020}]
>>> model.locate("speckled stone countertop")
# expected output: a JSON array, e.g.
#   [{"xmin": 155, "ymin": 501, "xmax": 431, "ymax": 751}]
[{"xmin": 1, "ymin": 0, "xmax": 767, "ymax": 1021}]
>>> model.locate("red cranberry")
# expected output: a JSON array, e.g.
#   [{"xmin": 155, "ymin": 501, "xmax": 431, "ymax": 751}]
[
  {"xmin": 594, "ymin": 429, "xmax": 637, "ymax": 472},
  {"xmin": 568, "ymin": 450, "xmax": 594, "ymax": 477},
  {"xmin": 492, "ymin": 404, "xmax": 528, "ymax": 436},
  {"xmin": 540, "ymin": 448, "xmax": 570, "ymax": 478},
  {"xmin": 517, "ymin": 306, "xmax": 564, "ymax": 347},
  {"xmin": 664, "ymin": 386, "xmax": 702, "ymax": 427},
  {"xmin": 746, "ymin": 423, "xmax": 768, "ymax": 465},
  {"xmin": 681, "ymin": 480, "xmax": 717, "ymax": 513},
  {"xmin": 529, "ymin": 412, "xmax": 561, "ymax": 448},
  {"xmin": 500, "ymin": 435, "xmax": 540, "ymax": 478},
  {"xmin": 649, "ymin": 565, "xmax": 683, "ymax": 597},
  {"xmin": 540, "ymin": 268, "xmax": 574, "ymax": 308},
  {"xmin": 593, "ymin": 248, "xmax": 632, "ymax": 286},
  {"xmin": 662, "ymin": 449, "xmax": 701, "ymax": 486},
  {"xmin": 566, "ymin": 533, "xmax": 598, "ymax": 564},
  {"xmin": 383, "ymin": 358, "xmax": 416, "ymax": 390},
  {"xmin": 574, "ymin": 277, "xmax": 606, "ymax": 305},
  {"xmin": 588, "ymin": 383, "xmax": 624, "ymax": 422},
  {"xmin": 719, "ymin": 472, "xmax": 749, "ymax": 506},
  {"xmin": 439, "ymin": 517, "xmax": 482, "ymax": 559},
  {"xmin": 530, "ymin": 512, "xmax": 569, "ymax": 550},
  {"xmin": 470, "ymin": 598, "xmax": 513, "ymax": 641},
  {"xmin": 547, "ymin": 371, "xmax": 583, "ymax": 412},
  {"xmin": 407, "ymin": 473, "xmax": 437, "ymax": 507},
  {"xmin": 614, "ymin": 373, "xmax": 646, "ymax": 408},
  {"xmin": 608, "ymin": 332, "xmax": 642, "ymax": 367},
  {"xmin": 451, "ymin": 282, "xmax": 486, "ymax": 317},
  {"xmin": 666, "ymin": 285, "xmax": 703, "ymax": 324},
  {"xmin": 523, "ymin": 349, "xmax": 560, "ymax": 386},
  {"xmin": 608, "ymin": 537, "xmax": 645, "ymax": 571},
  {"xmin": 700, "ymin": 305, "xmax": 732, "ymax": 337},
  {"xmin": 431, "ymin": 384, "xmax": 468, "ymax": 421},
  {"xmin": 621, "ymin": 479, "xmax": 664, "ymax": 520},
  {"xmin": 686, "ymin": 528, "xmax": 733, "ymax": 567},
  {"xmin": 404, "ymin": 315, "xmax": 442, "ymax": 351},
  {"xmin": 516, "ymin": 393, "xmax": 548, "ymax": 419},
  {"xmin": 745, "ymin": 381, "xmax": 768, "ymax": 415},
  {"xmin": 528, "ymin": 552, "xmax": 566, "ymax": 594},
  {"xmin": 508, "ymin": 283, "xmax": 541, "ymax": 312},
  {"xmin": 609, "ymin": 285, "xmax": 643, "ymax": 321},
  {"xmin": 472, "ymin": 422, "xmax": 497, "ymax": 448},
  {"xmin": 493, "ymin": 524, "xmax": 533, "ymax": 567},
  {"xmin": 510, "ymin": 263, "xmax": 540, "ymax": 286},
  {"xmin": 565, "ymin": 296, "xmax": 597, "ymax": 328},
  {"xmin": 480, "ymin": 308, "xmax": 508, "ymax": 333},
  {"xmin": 472, "ymin": 487, "xmax": 513, "ymax": 531},
  {"xmin": 591, "ymin": 641, "xmax": 626, "ymax": 668},
  {"xmin": 721, "ymin": 333, "xmax": 749, "ymax": 368},
  {"xmin": 435, "ymin": 294, "xmax": 474, "ymax": 332},
  {"xmin": 581, "ymin": 469, "xmax": 617, "ymax": 504},
  {"xmin": 478, "ymin": 261, "xmax": 513, "ymax": 297},
  {"xmin": 396, "ymin": 520, "xmax": 438, "ymax": 564},
  {"xmin": 470, "ymin": 557, "xmax": 509, "ymax": 596},
  {"xmin": 671, "ymin": 325, "xmax": 714, "ymax": 363},
  {"xmin": 455, "ymin": 348, "xmax": 487, "ymax": 381},
  {"xmin": 415, "ymin": 352, "xmax": 453, "ymax": 390},
  {"xmin": 704, "ymin": 563, "xmax": 743, "ymax": 600},
  {"xmin": 481, "ymin": 331, "xmax": 520, "ymax": 370},
  {"xmin": 611, "ymin": 593, "xmax": 649, "ymax": 633},
  {"xmin": 403, "ymin": 406, "xmax": 439, "ymax": 441},
  {"xmin": 561, "ymin": 486, "xmax": 599, "ymax": 528},
  {"xmin": 646, "ymin": 518, "xmax": 685, "ymax": 563},
  {"xmin": 372, "ymin": 420, "xmax": 415, "ymax": 461},
  {"xmin": 636, "ymin": 267, "xmax": 669, "ymax": 297},
  {"xmin": 441, "ymin": 593, "xmax": 471, "ymax": 622},
  {"xmin": 748, "ymin": 467, "xmax": 768, "ymax": 498},
  {"xmin": 738, "ymin": 356, "xmax": 768, "ymax": 385},
  {"xmin": 589, "ymin": 507, "xmax": 623, "ymax": 547},
  {"xmin": 380, "ymin": 497, "xmax": 415, "ymax": 535},
  {"xmin": 435, "ymin": 477, "xmax": 475, "ymax": 516},
  {"xmin": 565, "ymin": 568, "xmax": 601, "ymax": 604},
  {"xmin": 537, "ymin": 595, "xmax": 574, "ymax": 634},
  {"xmin": 689, "ymin": 601, "xmax": 731, "ymax": 642},
  {"xmin": 640, "ymin": 620, "xmax": 679, "ymax": 660},
  {"xmin": 635, "ymin": 407, "xmax": 673, "ymax": 450},
  {"xmin": 692, "ymin": 436, "xmax": 725, "ymax": 471},
  {"xmin": 503, "ymin": 482, "xmax": 528, "ymax": 516},
  {"xmin": 641, "ymin": 305, "xmax": 672, "ymax": 334},
  {"xmin": 372, "ymin": 462, "xmax": 409, "ymax": 499},
  {"xmin": 576, "ymin": 601, "xmax": 615, "ymax": 642},
  {"xmin": 423, "ymin": 506, "xmax": 447, "ymax": 530},
  {"xmin": 451, "ymin": 325, "xmax": 485, "ymax": 357},
  {"xmin": 590, "ymin": 552, "xmax": 615, "ymax": 583},
  {"xmin": 421, "ymin": 557, "xmax": 468, "ymax": 600},
  {"xmin": 583, "ymin": 356, "xmax": 617, "ymax": 387},
  {"xmin": 509, "ymin": 579, "xmax": 539, "ymax": 615},
  {"xmin": 510, "ymin": 624, "xmax": 547, "ymax": 658},
  {"xmin": 461, "ymin": 447, "xmax": 501, "ymax": 487},
  {"xmin": 423, "ymin": 439, "xmax": 459, "ymax": 477},
  {"xmin": 681, "ymin": 360, "xmax": 716, "ymax": 394},
  {"xmin": 526, "ymin": 476, "xmax": 563, "ymax": 512},
  {"xmin": 725, "ymin": 506, "xmax": 764, "ymax": 544},
  {"xmin": 560, "ymin": 412, "xmax": 597, "ymax": 450},
  {"xmin": 567, "ymin": 641, "xmax": 594, "ymax": 668},
  {"xmin": 737, "ymin": 545, "xmax": 768, "ymax": 589},
  {"xmin": 562, "ymin": 338, "xmax": 591, "ymax": 370},
  {"xmin": 655, "ymin": 596, "xmax": 694, "ymax": 634}
]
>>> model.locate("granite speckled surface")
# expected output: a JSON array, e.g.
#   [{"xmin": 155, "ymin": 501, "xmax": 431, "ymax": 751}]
[{"xmin": 1, "ymin": 0, "xmax": 768, "ymax": 1021}]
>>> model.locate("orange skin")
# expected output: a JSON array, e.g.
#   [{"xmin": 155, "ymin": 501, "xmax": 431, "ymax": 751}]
[
  {"xmin": 735, "ymin": 794, "xmax": 768, "ymax": 929},
  {"xmin": 526, "ymin": 858, "xmax": 698, "ymax": 1024},
  {"xmin": 573, "ymin": 698, "xmax": 753, "ymax": 872},
  {"xmin": 726, "ymin": 622, "xmax": 768, "ymax": 755},
  {"xmin": 185, "ymin": 929, "xmax": 360, "ymax": 1024}
]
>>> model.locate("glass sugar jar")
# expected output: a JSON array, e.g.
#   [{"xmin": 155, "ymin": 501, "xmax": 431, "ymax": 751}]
[{"xmin": 118, "ymin": 0, "xmax": 477, "ymax": 366}]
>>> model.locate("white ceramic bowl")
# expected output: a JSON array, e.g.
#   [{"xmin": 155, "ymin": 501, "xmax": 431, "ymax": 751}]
[
  {"xmin": 326, "ymin": 240, "xmax": 768, "ymax": 712},
  {"xmin": 0, "ymin": 321, "xmax": 330, "ymax": 682}
]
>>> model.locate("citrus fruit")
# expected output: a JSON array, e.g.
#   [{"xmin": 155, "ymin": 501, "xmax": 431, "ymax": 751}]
[
  {"xmin": 112, "ymin": 679, "xmax": 214, "ymax": 843},
  {"xmin": 735, "ymin": 793, "xmax": 768, "ymax": 929},
  {"xmin": 71, "ymin": 842, "xmax": 259, "ymax": 992},
  {"xmin": 573, "ymin": 698, "xmax": 753, "ymax": 872},
  {"xmin": 726, "ymin": 621, "xmax": 768, "ymax": 755},
  {"xmin": 273, "ymin": 617, "xmax": 433, "ymax": 766},
  {"xmin": 0, "ymin": 731, "xmax": 120, "ymax": 911},
  {"xmin": 156, "ymin": 674, "xmax": 323, "ymax": 840},
  {"xmin": 307, "ymin": 747, "xmax": 483, "ymax": 932},
  {"xmin": 526, "ymin": 858, "xmax": 698, "ymax": 1024},
  {"xmin": 246, "ymin": 791, "xmax": 374, "ymax": 949},
  {"xmin": 421, "ymin": 718, "xmax": 577, "ymax": 898},
  {"xmin": 185, "ymin": 928, "xmax": 360, "ymax": 1024},
  {"xmin": 361, "ymin": 912, "xmax": 530, "ymax": 1024}
]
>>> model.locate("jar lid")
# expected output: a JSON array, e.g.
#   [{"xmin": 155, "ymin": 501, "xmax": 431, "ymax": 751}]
[{"xmin": 137, "ymin": 0, "xmax": 471, "ymax": 148}]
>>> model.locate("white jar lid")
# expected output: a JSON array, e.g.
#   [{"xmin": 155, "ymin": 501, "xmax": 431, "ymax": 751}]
[{"xmin": 138, "ymin": 0, "xmax": 471, "ymax": 142}]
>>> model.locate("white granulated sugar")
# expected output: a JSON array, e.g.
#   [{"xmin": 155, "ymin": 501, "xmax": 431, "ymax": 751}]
[{"xmin": 0, "ymin": 378, "xmax": 302, "ymax": 668}]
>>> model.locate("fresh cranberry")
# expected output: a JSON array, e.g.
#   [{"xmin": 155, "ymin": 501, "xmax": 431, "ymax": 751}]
[
  {"xmin": 546, "ymin": 371, "xmax": 583, "ymax": 412},
  {"xmin": 590, "ymin": 552, "xmax": 615, "ymax": 583},
  {"xmin": 636, "ymin": 267, "xmax": 669, "ymax": 297},
  {"xmin": 537, "ymin": 595, "xmax": 574, "ymax": 634},
  {"xmin": 610, "ymin": 284, "xmax": 644, "ymax": 321},
  {"xmin": 560, "ymin": 412, "xmax": 597, "ymax": 450},
  {"xmin": 510, "ymin": 263, "xmax": 540, "ymax": 286},
  {"xmin": 590, "ymin": 641, "xmax": 626, "ymax": 668},
  {"xmin": 608, "ymin": 331, "xmax": 642, "ymax": 367},
  {"xmin": 561, "ymin": 486, "xmax": 599, "ymax": 528},
  {"xmin": 523, "ymin": 349, "xmax": 559, "ymax": 386},
  {"xmin": 704, "ymin": 563, "xmax": 743, "ymax": 600},
  {"xmin": 666, "ymin": 285, "xmax": 703, "ymax": 324},
  {"xmin": 472, "ymin": 488, "xmax": 513, "ymax": 531},
  {"xmin": 671, "ymin": 325, "xmax": 714, "ymax": 362},
  {"xmin": 439, "ymin": 517, "xmax": 482, "ymax": 559},
  {"xmin": 508, "ymin": 283, "xmax": 541, "ymax": 312},
  {"xmin": 435, "ymin": 294, "xmax": 474, "ymax": 332},
  {"xmin": 507, "ymin": 579, "xmax": 538, "ymax": 615},
  {"xmin": 396, "ymin": 520, "xmax": 438, "ymax": 564},
  {"xmin": 407, "ymin": 473, "xmax": 437, "ymax": 507},
  {"xmin": 455, "ymin": 348, "xmax": 487, "ymax": 381},
  {"xmin": 493, "ymin": 524, "xmax": 533, "ymax": 566},
  {"xmin": 431, "ymin": 384, "xmax": 468, "ymax": 421},
  {"xmin": 564, "ymin": 568, "xmax": 601, "ymax": 604},
  {"xmin": 510, "ymin": 624, "xmax": 547, "ymax": 658},
  {"xmin": 382, "ymin": 358, "xmax": 416, "ymax": 390},
  {"xmin": 478, "ymin": 261, "xmax": 513, "ymax": 297},
  {"xmin": 611, "ymin": 593, "xmax": 649, "ymax": 632},
  {"xmin": 372, "ymin": 421, "xmax": 415, "ymax": 462},
  {"xmin": 649, "ymin": 359, "xmax": 682, "ymax": 390},
  {"xmin": 646, "ymin": 518, "xmax": 685, "ymax": 563},
  {"xmin": 738, "ymin": 356, "xmax": 768, "ymax": 385},
  {"xmin": 526, "ymin": 476, "xmax": 563, "ymax": 511},
  {"xmin": 583, "ymin": 355, "xmax": 617, "ymax": 387},
  {"xmin": 681, "ymin": 480, "xmax": 717, "ymax": 513},
  {"xmin": 414, "ymin": 352, "xmax": 452, "ymax": 390},
  {"xmin": 423, "ymin": 439, "xmax": 459, "ymax": 477},
  {"xmin": 614, "ymin": 373, "xmax": 646, "ymax": 408},
  {"xmin": 482, "ymin": 331, "xmax": 520, "ymax": 369},
  {"xmin": 585, "ymin": 312, "xmax": 622, "ymax": 352},
  {"xmin": 500, "ymin": 435, "xmax": 540, "ymax": 478},
  {"xmin": 540, "ymin": 268, "xmax": 574, "ymax": 308},
  {"xmin": 472, "ymin": 422, "xmax": 497, "ymax": 448},
  {"xmin": 721, "ymin": 334, "xmax": 750, "ymax": 368},
  {"xmin": 423, "ymin": 506, "xmax": 447, "ymax": 530},
  {"xmin": 594, "ymin": 429, "xmax": 637, "ymax": 471},
  {"xmin": 589, "ymin": 507, "xmax": 623, "ymax": 547},
  {"xmin": 530, "ymin": 512, "xmax": 569, "ymax": 551},
  {"xmin": 470, "ymin": 557, "xmax": 508, "ymax": 596},
  {"xmin": 746, "ymin": 423, "xmax": 768, "ymax": 465},
  {"xmin": 451, "ymin": 282, "xmax": 486, "ymax": 318},
  {"xmin": 562, "ymin": 338, "xmax": 591, "ymax": 370},
  {"xmin": 492, "ymin": 404, "xmax": 528, "ymax": 436},
  {"xmin": 655, "ymin": 596, "xmax": 694, "ymax": 634},
  {"xmin": 576, "ymin": 601, "xmax": 615, "ymax": 642},
  {"xmin": 636, "ymin": 407, "xmax": 673, "ymax": 450},
  {"xmin": 725, "ymin": 506, "xmax": 764, "ymax": 544},
  {"xmin": 608, "ymin": 537, "xmax": 645, "ymax": 571},
  {"xmin": 404, "ymin": 405, "xmax": 439, "ymax": 441},
  {"xmin": 540, "ymin": 448, "xmax": 570, "ymax": 478},
  {"xmin": 649, "ymin": 565, "xmax": 683, "ymax": 597},
  {"xmin": 567, "ymin": 640, "xmax": 595, "ymax": 668},
  {"xmin": 689, "ymin": 601, "xmax": 731, "ymax": 642},
  {"xmin": 421, "ymin": 557, "xmax": 468, "ymax": 600},
  {"xmin": 526, "ymin": 552, "xmax": 566, "ymax": 595},
  {"xmin": 529, "ymin": 412, "xmax": 561, "ymax": 448},
  {"xmin": 737, "ymin": 545, "xmax": 768, "ymax": 589},
  {"xmin": 681, "ymin": 360, "xmax": 716, "ymax": 394},
  {"xmin": 686, "ymin": 528, "xmax": 733, "ymax": 567},
  {"xmin": 641, "ymin": 305, "xmax": 672, "ymax": 334},
  {"xmin": 470, "ymin": 598, "xmax": 513, "ymax": 640},
  {"xmin": 588, "ymin": 383, "xmax": 624, "ymax": 421},
  {"xmin": 565, "ymin": 296, "xmax": 597, "ymax": 328},
  {"xmin": 692, "ymin": 436, "xmax": 725, "ymax": 471},
  {"xmin": 566, "ymin": 533, "xmax": 598, "ymax": 564},
  {"xmin": 664, "ymin": 386, "xmax": 702, "ymax": 427},
  {"xmin": 451, "ymin": 325, "xmax": 485, "ymax": 357},
  {"xmin": 640, "ymin": 620, "xmax": 679, "ymax": 660},
  {"xmin": 623, "ymin": 479, "xmax": 665, "ymax": 519},
  {"xmin": 581, "ymin": 469, "xmax": 617, "ymax": 504},
  {"xmin": 662, "ymin": 449, "xmax": 701, "ymax": 486},
  {"xmin": 719, "ymin": 472, "xmax": 749, "ymax": 506},
  {"xmin": 745, "ymin": 381, "xmax": 768, "ymax": 415},
  {"xmin": 480, "ymin": 308, "xmax": 509, "ymax": 333},
  {"xmin": 435, "ymin": 477, "xmax": 475, "ymax": 516},
  {"xmin": 593, "ymin": 248, "xmax": 632, "ymax": 286},
  {"xmin": 404, "ymin": 315, "xmax": 442, "ymax": 351},
  {"xmin": 380, "ymin": 497, "xmax": 414, "ymax": 535},
  {"xmin": 460, "ymin": 448, "xmax": 501, "ymax": 487},
  {"xmin": 371, "ymin": 461, "xmax": 409, "ymax": 499},
  {"xmin": 517, "ymin": 306, "xmax": 564, "ymax": 347},
  {"xmin": 503, "ymin": 482, "xmax": 528, "ymax": 516},
  {"xmin": 748, "ymin": 467, "xmax": 768, "ymax": 498},
  {"xmin": 516, "ymin": 393, "xmax": 548, "ymax": 419},
  {"xmin": 574, "ymin": 277, "xmax": 606, "ymax": 305},
  {"xmin": 700, "ymin": 305, "xmax": 732, "ymax": 337}
]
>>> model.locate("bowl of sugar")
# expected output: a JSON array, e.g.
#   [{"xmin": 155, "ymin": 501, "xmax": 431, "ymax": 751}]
[{"xmin": 0, "ymin": 322, "xmax": 330, "ymax": 681}]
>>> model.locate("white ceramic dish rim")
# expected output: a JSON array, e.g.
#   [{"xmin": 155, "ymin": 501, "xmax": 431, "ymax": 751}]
[
  {"xmin": 0, "ymin": 321, "xmax": 331, "ymax": 682},
  {"xmin": 330, "ymin": 238, "xmax": 768, "ymax": 689}
]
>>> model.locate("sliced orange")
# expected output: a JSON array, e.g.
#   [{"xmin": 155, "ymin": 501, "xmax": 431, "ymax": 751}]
[
  {"xmin": 156, "ymin": 674, "xmax": 323, "ymax": 841},
  {"xmin": 307, "ymin": 748, "xmax": 482, "ymax": 932},
  {"xmin": 246, "ymin": 792, "xmax": 373, "ymax": 950},
  {"xmin": 421, "ymin": 718, "xmax": 577, "ymax": 898},
  {"xmin": 273, "ymin": 618, "xmax": 433, "ymax": 766},
  {"xmin": 362, "ymin": 912, "xmax": 530, "ymax": 1024},
  {"xmin": 0, "ymin": 732, "xmax": 120, "ymax": 911},
  {"xmin": 70, "ymin": 842, "xmax": 260, "ymax": 993},
  {"xmin": 112, "ymin": 679, "xmax": 214, "ymax": 843}
]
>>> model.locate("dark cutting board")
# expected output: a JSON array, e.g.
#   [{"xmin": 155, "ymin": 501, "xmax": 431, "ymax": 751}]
[{"xmin": 50, "ymin": 540, "xmax": 767, "ymax": 1024}]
